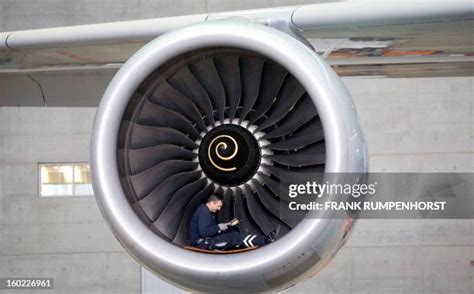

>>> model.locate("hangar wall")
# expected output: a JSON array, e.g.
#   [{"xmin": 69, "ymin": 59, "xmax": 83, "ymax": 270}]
[
  {"xmin": 0, "ymin": 108, "xmax": 141, "ymax": 293},
  {"xmin": 0, "ymin": 76, "xmax": 472, "ymax": 293}
]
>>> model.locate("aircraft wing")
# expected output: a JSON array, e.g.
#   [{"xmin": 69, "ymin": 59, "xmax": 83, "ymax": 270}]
[{"xmin": 1, "ymin": 0, "xmax": 473, "ymax": 106}]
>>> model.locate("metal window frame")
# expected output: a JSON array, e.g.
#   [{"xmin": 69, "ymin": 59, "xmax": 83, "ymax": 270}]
[{"xmin": 38, "ymin": 162, "xmax": 93, "ymax": 197}]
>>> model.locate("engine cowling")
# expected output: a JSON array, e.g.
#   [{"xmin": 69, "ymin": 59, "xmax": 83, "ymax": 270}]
[{"xmin": 91, "ymin": 20, "xmax": 367, "ymax": 292}]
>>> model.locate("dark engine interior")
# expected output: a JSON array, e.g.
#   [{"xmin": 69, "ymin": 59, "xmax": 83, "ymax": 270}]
[{"xmin": 116, "ymin": 48, "xmax": 326, "ymax": 246}]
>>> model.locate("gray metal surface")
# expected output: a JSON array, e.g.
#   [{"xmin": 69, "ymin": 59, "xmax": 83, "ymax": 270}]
[
  {"xmin": 1, "ymin": 14, "xmax": 207, "ymax": 49},
  {"xmin": 3, "ymin": 1, "xmax": 472, "ymax": 49},
  {"xmin": 1, "ymin": 1, "xmax": 473, "ymax": 69},
  {"xmin": 0, "ymin": 0, "xmax": 334, "ymax": 32},
  {"xmin": 292, "ymin": 0, "xmax": 474, "ymax": 29},
  {"xmin": 91, "ymin": 20, "xmax": 367, "ymax": 292},
  {"xmin": 1, "ymin": 0, "xmax": 473, "ymax": 108}
]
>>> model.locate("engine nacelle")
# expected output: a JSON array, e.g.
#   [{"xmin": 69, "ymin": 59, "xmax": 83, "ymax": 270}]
[{"xmin": 91, "ymin": 20, "xmax": 367, "ymax": 292}]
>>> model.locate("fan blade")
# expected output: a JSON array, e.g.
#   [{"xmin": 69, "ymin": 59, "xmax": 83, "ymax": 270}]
[
  {"xmin": 172, "ymin": 184, "xmax": 214, "ymax": 245},
  {"xmin": 128, "ymin": 144, "xmax": 196, "ymax": 175},
  {"xmin": 153, "ymin": 178, "xmax": 208, "ymax": 240},
  {"xmin": 117, "ymin": 120, "xmax": 130, "ymax": 149},
  {"xmin": 138, "ymin": 100, "xmax": 201, "ymax": 139},
  {"xmin": 234, "ymin": 187, "xmax": 263, "ymax": 236},
  {"xmin": 258, "ymin": 173, "xmax": 294, "ymax": 202},
  {"xmin": 248, "ymin": 62, "xmax": 287, "ymax": 124},
  {"xmin": 262, "ymin": 164, "xmax": 324, "ymax": 191},
  {"xmin": 262, "ymin": 96, "xmax": 317, "ymax": 139},
  {"xmin": 244, "ymin": 185, "xmax": 275, "ymax": 236},
  {"xmin": 263, "ymin": 164, "xmax": 325, "ymax": 178},
  {"xmin": 167, "ymin": 66, "xmax": 216, "ymax": 127},
  {"xmin": 257, "ymin": 78, "xmax": 306, "ymax": 131},
  {"xmin": 151, "ymin": 81, "xmax": 208, "ymax": 132},
  {"xmin": 253, "ymin": 180, "xmax": 279, "ymax": 218},
  {"xmin": 259, "ymin": 173, "xmax": 279, "ymax": 196},
  {"xmin": 266, "ymin": 119, "xmax": 324, "ymax": 150},
  {"xmin": 239, "ymin": 57, "xmax": 264, "ymax": 122},
  {"xmin": 265, "ymin": 142, "xmax": 325, "ymax": 166},
  {"xmin": 131, "ymin": 124, "xmax": 197, "ymax": 150},
  {"xmin": 139, "ymin": 171, "xmax": 202, "ymax": 222},
  {"xmin": 253, "ymin": 180, "xmax": 298, "ymax": 228},
  {"xmin": 266, "ymin": 153, "xmax": 324, "ymax": 166},
  {"xmin": 130, "ymin": 160, "xmax": 197, "ymax": 200},
  {"xmin": 121, "ymin": 50, "xmax": 326, "ymax": 246},
  {"xmin": 214, "ymin": 55, "xmax": 241, "ymax": 120},
  {"xmin": 214, "ymin": 186, "xmax": 225, "ymax": 198},
  {"xmin": 217, "ymin": 189, "xmax": 234, "ymax": 223},
  {"xmin": 254, "ymin": 181, "xmax": 299, "ymax": 228},
  {"xmin": 189, "ymin": 58, "xmax": 226, "ymax": 123}
]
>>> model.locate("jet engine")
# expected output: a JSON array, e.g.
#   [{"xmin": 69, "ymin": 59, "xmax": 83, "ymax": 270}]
[{"xmin": 91, "ymin": 20, "xmax": 367, "ymax": 292}]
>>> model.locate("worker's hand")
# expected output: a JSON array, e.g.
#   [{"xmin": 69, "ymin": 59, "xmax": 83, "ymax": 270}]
[{"xmin": 218, "ymin": 223, "xmax": 229, "ymax": 232}]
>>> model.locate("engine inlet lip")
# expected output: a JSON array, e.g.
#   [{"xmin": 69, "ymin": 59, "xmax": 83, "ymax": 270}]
[{"xmin": 91, "ymin": 20, "xmax": 367, "ymax": 292}]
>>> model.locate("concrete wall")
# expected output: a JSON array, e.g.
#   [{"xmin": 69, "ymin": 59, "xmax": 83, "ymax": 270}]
[
  {"xmin": 0, "ymin": 76, "xmax": 472, "ymax": 293},
  {"xmin": 0, "ymin": 107, "xmax": 141, "ymax": 294}
]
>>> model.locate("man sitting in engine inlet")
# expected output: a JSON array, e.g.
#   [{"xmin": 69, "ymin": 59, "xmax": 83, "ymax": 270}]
[{"xmin": 189, "ymin": 195, "xmax": 269, "ymax": 250}]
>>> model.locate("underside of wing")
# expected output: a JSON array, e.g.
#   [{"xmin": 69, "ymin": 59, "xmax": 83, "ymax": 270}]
[{"xmin": 1, "ymin": 0, "xmax": 473, "ymax": 106}]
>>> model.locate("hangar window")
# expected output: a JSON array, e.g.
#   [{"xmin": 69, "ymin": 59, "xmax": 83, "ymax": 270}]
[{"xmin": 39, "ymin": 163, "xmax": 93, "ymax": 197}]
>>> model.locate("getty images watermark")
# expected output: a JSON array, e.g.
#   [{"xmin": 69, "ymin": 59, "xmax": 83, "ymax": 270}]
[
  {"xmin": 287, "ymin": 181, "xmax": 446, "ymax": 211},
  {"xmin": 278, "ymin": 173, "xmax": 473, "ymax": 219}
]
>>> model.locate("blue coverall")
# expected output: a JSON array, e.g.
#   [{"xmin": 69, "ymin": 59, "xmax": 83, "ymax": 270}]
[{"xmin": 189, "ymin": 204, "xmax": 265, "ymax": 250}]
